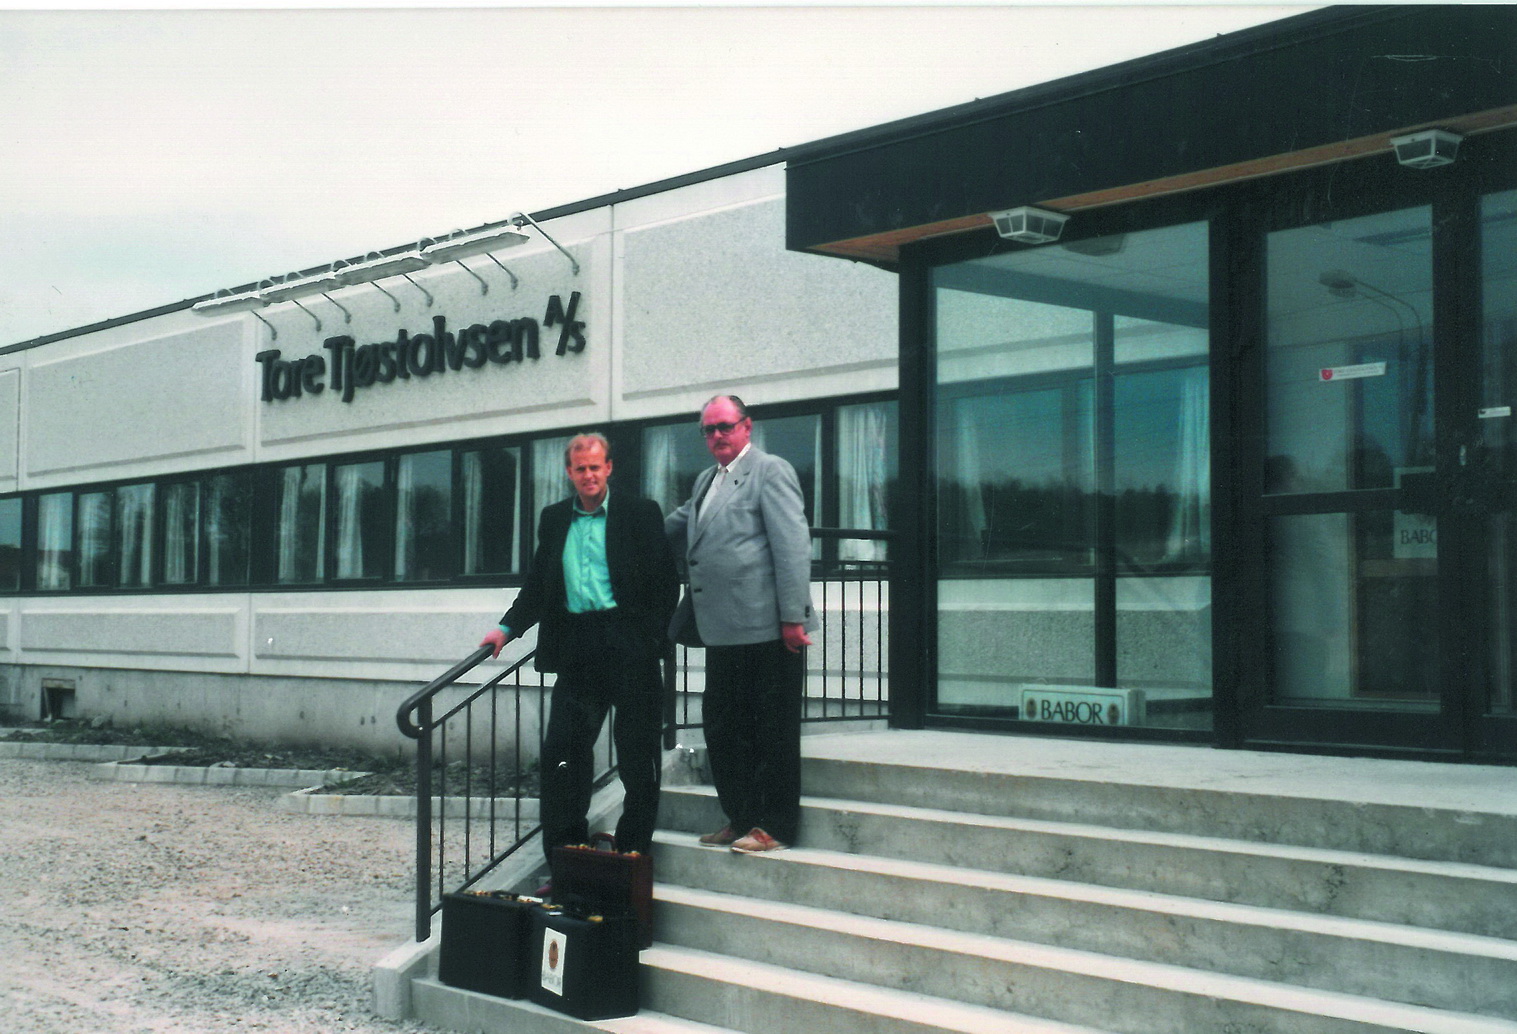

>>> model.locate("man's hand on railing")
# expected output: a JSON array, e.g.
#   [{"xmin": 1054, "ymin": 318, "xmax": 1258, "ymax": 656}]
[{"xmin": 479, "ymin": 628, "xmax": 511, "ymax": 659}]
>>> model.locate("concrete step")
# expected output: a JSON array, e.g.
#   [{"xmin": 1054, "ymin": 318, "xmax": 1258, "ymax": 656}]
[
  {"xmin": 645, "ymin": 895, "xmax": 1517, "ymax": 1034},
  {"xmin": 641, "ymin": 945, "xmax": 1113, "ymax": 1034},
  {"xmin": 799, "ymin": 752, "xmax": 1517, "ymax": 868},
  {"xmin": 409, "ymin": 978, "xmax": 741, "ymax": 1034},
  {"xmin": 659, "ymin": 786, "xmax": 1517, "ymax": 939},
  {"xmin": 650, "ymin": 833, "xmax": 1517, "ymax": 1017}
]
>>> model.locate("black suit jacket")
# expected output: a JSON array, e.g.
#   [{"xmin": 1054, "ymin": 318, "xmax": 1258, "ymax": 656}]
[{"xmin": 500, "ymin": 492, "xmax": 679, "ymax": 673}]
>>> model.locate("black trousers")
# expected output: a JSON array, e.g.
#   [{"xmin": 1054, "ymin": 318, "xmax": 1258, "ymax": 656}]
[
  {"xmin": 539, "ymin": 611, "xmax": 664, "ymax": 867},
  {"xmin": 703, "ymin": 639, "xmax": 804, "ymax": 844}
]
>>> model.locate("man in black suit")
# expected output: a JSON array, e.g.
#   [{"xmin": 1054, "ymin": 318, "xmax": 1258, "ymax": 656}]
[{"xmin": 481, "ymin": 433, "xmax": 678, "ymax": 867}]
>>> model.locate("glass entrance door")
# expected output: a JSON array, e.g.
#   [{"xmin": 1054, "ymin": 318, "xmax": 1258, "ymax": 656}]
[
  {"xmin": 1248, "ymin": 194, "xmax": 1517, "ymax": 758},
  {"xmin": 1475, "ymin": 189, "xmax": 1517, "ymax": 755}
]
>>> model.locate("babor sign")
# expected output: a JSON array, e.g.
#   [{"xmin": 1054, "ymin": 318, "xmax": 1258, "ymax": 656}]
[{"xmin": 255, "ymin": 292, "xmax": 585, "ymax": 404}]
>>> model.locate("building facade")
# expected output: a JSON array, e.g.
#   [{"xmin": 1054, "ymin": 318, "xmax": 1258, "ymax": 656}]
[{"xmin": 2, "ymin": 5, "xmax": 1513, "ymax": 763}]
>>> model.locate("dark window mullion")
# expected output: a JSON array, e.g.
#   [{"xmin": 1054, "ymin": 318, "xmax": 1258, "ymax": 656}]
[{"xmin": 1094, "ymin": 310, "xmax": 1118, "ymax": 687}]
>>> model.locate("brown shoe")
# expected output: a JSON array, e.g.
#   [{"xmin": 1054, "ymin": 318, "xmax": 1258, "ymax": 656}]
[
  {"xmin": 698, "ymin": 824, "xmax": 739, "ymax": 848},
  {"xmin": 730, "ymin": 828, "xmax": 788, "ymax": 854}
]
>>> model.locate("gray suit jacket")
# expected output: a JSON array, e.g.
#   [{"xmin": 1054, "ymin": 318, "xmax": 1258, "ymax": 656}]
[{"xmin": 666, "ymin": 446, "xmax": 818, "ymax": 647}]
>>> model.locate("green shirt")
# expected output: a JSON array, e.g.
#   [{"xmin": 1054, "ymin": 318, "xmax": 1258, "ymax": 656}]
[
  {"xmin": 563, "ymin": 491, "xmax": 616, "ymax": 613},
  {"xmin": 499, "ymin": 492, "xmax": 618, "ymax": 640}
]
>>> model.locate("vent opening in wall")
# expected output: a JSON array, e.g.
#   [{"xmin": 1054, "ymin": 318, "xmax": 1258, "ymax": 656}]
[{"xmin": 41, "ymin": 678, "xmax": 76, "ymax": 720}]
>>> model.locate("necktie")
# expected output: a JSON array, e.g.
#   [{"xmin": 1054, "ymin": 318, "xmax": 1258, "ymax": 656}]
[{"xmin": 699, "ymin": 467, "xmax": 728, "ymax": 524}]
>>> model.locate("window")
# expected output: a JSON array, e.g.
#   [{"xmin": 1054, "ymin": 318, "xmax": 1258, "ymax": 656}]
[
  {"xmin": 838, "ymin": 400, "xmax": 898, "ymax": 562},
  {"xmin": 276, "ymin": 463, "xmax": 326, "ymax": 584},
  {"xmin": 0, "ymin": 498, "xmax": 20, "ymax": 591},
  {"xmin": 35, "ymin": 492, "xmax": 72, "ymax": 591},
  {"xmin": 204, "ymin": 472, "xmax": 251, "ymax": 586},
  {"xmin": 116, "ymin": 483, "xmax": 155, "ymax": 588},
  {"xmin": 641, "ymin": 411, "xmax": 823, "ymax": 525},
  {"xmin": 395, "ymin": 450, "xmax": 452, "ymax": 581},
  {"xmin": 162, "ymin": 481, "xmax": 200, "ymax": 586},
  {"xmin": 642, "ymin": 422, "xmax": 717, "ymax": 515},
  {"xmin": 333, "ymin": 460, "xmax": 387, "ymax": 581},
  {"xmin": 77, "ymin": 490, "xmax": 113, "ymax": 589},
  {"xmin": 461, "ymin": 445, "xmax": 521, "ymax": 576}
]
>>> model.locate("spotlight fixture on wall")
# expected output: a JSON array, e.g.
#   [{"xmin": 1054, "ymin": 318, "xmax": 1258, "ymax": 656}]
[
  {"xmin": 420, "ymin": 226, "xmax": 530, "ymax": 262},
  {"xmin": 190, "ymin": 289, "xmax": 278, "ymax": 339},
  {"xmin": 334, "ymin": 250, "xmax": 431, "ymax": 286},
  {"xmin": 420, "ymin": 227, "xmax": 529, "ymax": 295},
  {"xmin": 508, "ymin": 211, "xmax": 580, "ymax": 275},
  {"xmin": 990, "ymin": 206, "xmax": 1070, "ymax": 244},
  {"xmin": 1389, "ymin": 129, "xmax": 1462, "ymax": 169},
  {"xmin": 257, "ymin": 270, "xmax": 342, "ymax": 302}
]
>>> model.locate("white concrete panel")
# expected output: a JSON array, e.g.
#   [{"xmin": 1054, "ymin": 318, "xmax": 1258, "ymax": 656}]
[
  {"xmin": 615, "ymin": 164, "xmax": 785, "ymax": 233},
  {"xmin": 254, "ymin": 212, "xmax": 613, "ymax": 462},
  {"xmin": 249, "ymin": 588, "xmax": 529, "ymax": 684},
  {"xmin": 25, "ymin": 322, "xmax": 248, "ymax": 481},
  {"xmin": 0, "ymin": 366, "xmax": 17, "ymax": 491},
  {"xmin": 616, "ymin": 195, "xmax": 897, "ymax": 420},
  {"xmin": 18, "ymin": 602, "xmax": 243, "ymax": 668},
  {"xmin": 0, "ymin": 607, "xmax": 11, "ymax": 658}
]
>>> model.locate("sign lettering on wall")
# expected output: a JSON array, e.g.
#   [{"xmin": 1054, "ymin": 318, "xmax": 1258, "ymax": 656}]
[{"xmin": 254, "ymin": 292, "xmax": 584, "ymax": 404}]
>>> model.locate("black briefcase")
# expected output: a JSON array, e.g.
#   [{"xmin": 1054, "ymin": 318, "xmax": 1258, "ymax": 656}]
[
  {"xmin": 437, "ymin": 890, "xmax": 540, "ymax": 999},
  {"xmin": 552, "ymin": 832, "xmax": 654, "ymax": 948},
  {"xmin": 528, "ymin": 904, "xmax": 640, "ymax": 1020}
]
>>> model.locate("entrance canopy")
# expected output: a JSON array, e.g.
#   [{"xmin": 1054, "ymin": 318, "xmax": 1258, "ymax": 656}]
[{"xmin": 784, "ymin": 5, "xmax": 1517, "ymax": 265}]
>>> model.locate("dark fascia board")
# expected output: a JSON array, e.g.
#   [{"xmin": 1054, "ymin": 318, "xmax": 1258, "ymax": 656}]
[{"xmin": 784, "ymin": 4, "xmax": 1517, "ymax": 258}]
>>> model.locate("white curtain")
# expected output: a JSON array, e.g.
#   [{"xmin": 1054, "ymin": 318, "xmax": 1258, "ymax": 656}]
[
  {"xmin": 1165, "ymin": 368, "xmax": 1211, "ymax": 560},
  {"xmin": 36, "ymin": 492, "xmax": 72, "ymax": 590},
  {"xmin": 532, "ymin": 437, "xmax": 571, "ymax": 518},
  {"xmin": 277, "ymin": 465, "xmax": 324, "ymax": 583},
  {"xmin": 335, "ymin": 464, "xmax": 366, "ymax": 579},
  {"xmin": 838, "ymin": 402, "xmax": 891, "ymax": 561},
  {"xmin": 946, "ymin": 401, "xmax": 988, "ymax": 560},
  {"xmin": 162, "ymin": 483, "xmax": 198, "ymax": 584},
  {"xmin": 393, "ymin": 455, "xmax": 418, "ymax": 580},
  {"xmin": 77, "ymin": 492, "xmax": 111, "ymax": 587},
  {"xmin": 461, "ymin": 451, "xmax": 485, "ymax": 575},
  {"xmin": 116, "ymin": 484, "xmax": 154, "ymax": 587},
  {"xmin": 642, "ymin": 425, "xmax": 679, "ymax": 513}
]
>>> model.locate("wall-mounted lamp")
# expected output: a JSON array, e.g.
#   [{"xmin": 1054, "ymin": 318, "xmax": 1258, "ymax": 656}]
[
  {"xmin": 421, "ymin": 226, "xmax": 530, "ymax": 262},
  {"xmin": 420, "ymin": 227, "xmax": 529, "ymax": 295},
  {"xmin": 334, "ymin": 250, "xmax": 431, "ymax": 286},
  {"xmin": 509, "ymin": 211, "xmax": 580, "ymax": 275},
  {"xmin": 990, "ymin": 206, "xmax": 1070, "ymax": 244},
  {"xmin": 257, "ymin": 270, "xmax": 342, "ymax": 302},
  {"xmin": 1389, "ymin": 128, "xmax": 1462, "ymax": 169},
  {"xmin": 190, "ymin": 289, "xmax": 278, "ymax": 339}
]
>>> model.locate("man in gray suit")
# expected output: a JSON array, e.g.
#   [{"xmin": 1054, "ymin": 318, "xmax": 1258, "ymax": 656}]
[{"xmin": 666, "ymin": 395, "xmax": 818, "ymax": 853}]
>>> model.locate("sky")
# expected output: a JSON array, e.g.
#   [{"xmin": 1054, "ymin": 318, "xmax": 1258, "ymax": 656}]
[{"xmin": 1, "ymin": 3, "xmax": 1310, "ymax": 347}]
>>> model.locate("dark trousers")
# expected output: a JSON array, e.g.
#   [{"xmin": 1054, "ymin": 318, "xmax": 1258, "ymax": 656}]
[
  {"xmin": 703, "ymin": 639, "xmax": 804, "ymax": 844},
  {"xmin": 539, "ymin": 612, "xmax": 663, "ymax": 868}
]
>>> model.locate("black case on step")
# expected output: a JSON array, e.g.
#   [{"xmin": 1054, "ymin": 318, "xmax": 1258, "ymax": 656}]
[
  {"xmin": 528, "ymin": 904, "xmax": 640, "ymax": 1020},
  {"xmin": 437, "ymin": 891, "xmax": 538, "ymax": 999}
]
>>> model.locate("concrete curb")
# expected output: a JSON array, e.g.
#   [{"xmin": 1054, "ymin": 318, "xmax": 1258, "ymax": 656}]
[
  {"xmin": 92, "ymin": 756, "xmax": 370, "ymax": 788},
  {"xmin": 278, "ymin": 787, "xmax": 541, "ymax": 820},
  {"xmin": 0, "ymin": 741, "xmax": 183, "ymax": 762}
]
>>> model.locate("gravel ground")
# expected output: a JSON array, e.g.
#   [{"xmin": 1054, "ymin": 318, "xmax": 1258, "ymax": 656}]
[{"xmin": 0, "ymin": 756, "xmax": 437, "ymax": 1034}]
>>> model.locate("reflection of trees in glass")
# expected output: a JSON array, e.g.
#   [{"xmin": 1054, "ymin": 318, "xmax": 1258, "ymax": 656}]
[{"xmin": 205, "ymin": 473, "xmax": 251, "ymax": 586}]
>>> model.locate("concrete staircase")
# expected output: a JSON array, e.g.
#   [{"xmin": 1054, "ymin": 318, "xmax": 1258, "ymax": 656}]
[{"xmin": 402, "ymin": 735, "xmax": 1517, "ymax": 1034}]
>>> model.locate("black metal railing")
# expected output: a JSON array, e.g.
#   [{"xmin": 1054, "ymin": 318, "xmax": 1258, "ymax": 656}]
[{"xmin": 396, "ymin": 529, "xmax": 893, "ymax": 941}]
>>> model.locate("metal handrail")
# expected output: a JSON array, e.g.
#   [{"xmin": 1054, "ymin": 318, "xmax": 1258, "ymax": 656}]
[
  {"xmin": 395, "ymin": 643, "xmax": 551, "ymax": 941},
  {"xmin": 396, "ymin": 528, "xmax": 895, "ymax": 942}
]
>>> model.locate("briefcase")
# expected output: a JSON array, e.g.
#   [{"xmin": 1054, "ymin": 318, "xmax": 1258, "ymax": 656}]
[
  {"xmin": 437, "ymin": 890, "xmax": 540, "ymax": 999},
  {"xmin": 551, "ymin": 832, "xmax": 654, "ymax": 948},
  {"xmin": 529, "ymin": 904, "xmax": 640, "ymax": 1020}
]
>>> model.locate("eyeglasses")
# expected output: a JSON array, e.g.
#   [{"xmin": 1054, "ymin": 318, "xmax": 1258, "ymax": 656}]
[{"xmin": 700, "ymin": 420, "xmax": 744, "ymax": 437}]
